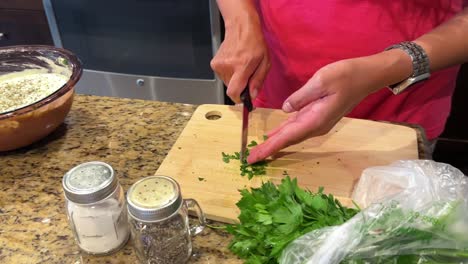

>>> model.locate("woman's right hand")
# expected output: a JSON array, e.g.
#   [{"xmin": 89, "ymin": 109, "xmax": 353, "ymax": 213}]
[{"xmin": 210, "ymin": 10, "xmax": 270, "ymax": 103}]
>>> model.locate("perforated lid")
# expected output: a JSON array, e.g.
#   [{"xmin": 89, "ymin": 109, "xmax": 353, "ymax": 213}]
[
  {"xmin": 126, "ymin": 176, "xmax": 183, "ymax": 222},
  {"xmin": 62, "ymin": 161, "xmax": 118, "ymax": 204}
]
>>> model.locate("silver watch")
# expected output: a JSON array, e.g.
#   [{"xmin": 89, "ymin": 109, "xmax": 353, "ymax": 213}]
[{"xmin": 385, "ymin": 41, "xmax": 430, "ymax": 95}]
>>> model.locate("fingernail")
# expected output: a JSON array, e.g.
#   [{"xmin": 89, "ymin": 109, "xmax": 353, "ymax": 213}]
[
  {"xmin": 251, "ymin": 89, "xmax": 258, "ymax": 99},
  {"xmin": 282, "ymin": 101, "xmax": 294, "ymax": 113}
]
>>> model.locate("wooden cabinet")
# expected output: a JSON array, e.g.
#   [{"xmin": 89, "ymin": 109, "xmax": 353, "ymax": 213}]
[
  {"xmin": 0, "ymin": 9, "xmax": 53, "ymax": 46},
  {"xmin": 0, "ymin": 0, "xmax": 44, "ymax": 10},
  {"xmin": 0, "ymin": 1, "xmax": 53, "ymax": 47}
]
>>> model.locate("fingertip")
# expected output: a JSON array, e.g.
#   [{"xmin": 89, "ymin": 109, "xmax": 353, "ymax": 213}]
[
  {"xmin": 249, "ymin": 57, "xmax": 270, "ymax": 102},
  {"xmin": 228, "ymin": 72, "xmax": 249, "ymax": 103},
  {"xmin": 226, "ymin": 85, "xmax": 241, "ymax": 103},
  {"xmin": 209, "ymin": 58, "xmax": 217, "ymax": 71},
  {"xmin": 246, "ymin": 155, "xmax": 257, "ymax": 165},
  {"xmin": 246, "ymin": 147, "xmax": 263, "ymax": 164},
  {"xmin": 248, "ymin": 77, "xmax": 262, "ymax": 101},
  {"xmin": 282, "ymin": 101, "xmax": 295, "ymax": 113},
  {"xmin": 251, "ymin": 87, "xmax": 258, "ymax": 100}
]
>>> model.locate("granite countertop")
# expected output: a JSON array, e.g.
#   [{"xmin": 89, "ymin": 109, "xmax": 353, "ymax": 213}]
[
  {"xmin": 0, "ymin": 95, "xmax": 242, "ymax": 264},
  {"xmin": 0, "ymin": 94, "xmax": 428, "ymax": 264}
]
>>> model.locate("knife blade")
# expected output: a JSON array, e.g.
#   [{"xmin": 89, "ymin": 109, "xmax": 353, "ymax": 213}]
[{"xmin": 240, "ymin": 88, "xmax": 253, "ymax": 162}]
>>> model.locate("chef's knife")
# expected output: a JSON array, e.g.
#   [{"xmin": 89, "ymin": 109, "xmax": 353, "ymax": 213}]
[{"xmin": 240, "ymin": 88, "xmax": 253, "ymax": 162}]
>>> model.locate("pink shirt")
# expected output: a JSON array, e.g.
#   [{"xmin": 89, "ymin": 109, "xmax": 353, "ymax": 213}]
[{"xmin": 254, "ymin": 0, "xmax": 465, "ymax": 139}]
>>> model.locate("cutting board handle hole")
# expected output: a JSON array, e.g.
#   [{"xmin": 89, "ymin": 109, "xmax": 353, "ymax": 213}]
[{"xmin": 205, "ymin": 111, "xmax": 222, "ymax": 120}]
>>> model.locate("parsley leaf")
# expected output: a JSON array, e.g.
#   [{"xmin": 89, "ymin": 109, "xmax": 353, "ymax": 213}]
[
  {"xmin": 222, "ymin": 152, "xmax": 237, "ymax": 163},
  {"xmin": 248, "ymin": 141, "xmax": 259, "ymax": 147},
  {"xmin": 227, "ymin": 175, "xmax": 360, "ymax": 263}
]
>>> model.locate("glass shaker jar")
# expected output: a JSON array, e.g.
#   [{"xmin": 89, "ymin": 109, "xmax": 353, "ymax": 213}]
[
  {"xmin": 62, "ymin": 161, "xmax": 130, "ymax": 255},
  {"xmin": 127, "ymin": 175, "xmax": 206, "ymax": 264}
]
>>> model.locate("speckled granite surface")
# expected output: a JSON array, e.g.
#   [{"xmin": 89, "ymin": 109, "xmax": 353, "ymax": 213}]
[{"xmin": 0, "ymin": 94, "xmax": 242, "ymax": 264}]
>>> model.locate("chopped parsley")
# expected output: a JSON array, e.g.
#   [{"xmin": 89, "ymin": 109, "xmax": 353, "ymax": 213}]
[{"xmin": 222, "ymin": 140, "xmax": 268, "ymax": 179}]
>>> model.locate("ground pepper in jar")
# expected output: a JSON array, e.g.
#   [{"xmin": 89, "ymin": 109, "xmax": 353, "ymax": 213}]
[{"xmin": 127, "ymin": 176, "xmax": 205, "ymax": 264}]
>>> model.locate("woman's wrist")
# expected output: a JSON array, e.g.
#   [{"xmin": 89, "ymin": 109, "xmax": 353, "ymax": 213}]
[
  {"xmin": 224, "ymin": 13, "xmax": 261, "ymax": 35},
  {"xmin": 362, "ymin": 49, "xmax": 414, "ymax": 95},
  {"xmin": 218, "ymin": 0, "xmax": 260, "ymax": 31}
]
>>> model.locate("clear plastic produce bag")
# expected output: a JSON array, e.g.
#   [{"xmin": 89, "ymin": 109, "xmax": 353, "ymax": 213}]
[{"xmin": 280, "ymin": 160, "xmax": 468, "ymax": 264}]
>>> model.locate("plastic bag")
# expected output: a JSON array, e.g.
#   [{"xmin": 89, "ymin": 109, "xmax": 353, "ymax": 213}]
[{"xmin": 280, "ymin": 160, "xmax": 468, "ymax": 264}]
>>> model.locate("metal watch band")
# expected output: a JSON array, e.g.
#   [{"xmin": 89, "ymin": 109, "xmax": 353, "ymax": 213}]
[{"xmin": 385, "ymin": 41, "xmax": 431, "ymax": 94}]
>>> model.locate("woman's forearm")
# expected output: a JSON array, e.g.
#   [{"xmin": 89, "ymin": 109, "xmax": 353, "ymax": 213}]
[
  {"xmin": 212, "ymin": 0, "xmax": 270, "ymax": 102},
  {"xmin": 216, "ymin": 0, "xmax": 260, "ymax": 29},
  {"xmin": 415, "ymin": 8, "xmax": 468, "ymax": 72},
  {"xmin": 360, "ymin": 7, "xmax": 468, "ymax": 95}
]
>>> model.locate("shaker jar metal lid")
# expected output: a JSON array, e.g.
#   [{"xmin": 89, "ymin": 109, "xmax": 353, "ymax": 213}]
[
  {"xmin": 62, "ymin": 161, "xmax": 118, "ymax": 204},
  {"xmin": 126, "ymin": 176, "xmax": 183, "ymax": 222}
]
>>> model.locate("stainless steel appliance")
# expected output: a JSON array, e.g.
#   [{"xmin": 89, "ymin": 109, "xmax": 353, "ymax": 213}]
[{"xmin": 43, "ymin": 0, "xmax": 224, "ymax": 104}]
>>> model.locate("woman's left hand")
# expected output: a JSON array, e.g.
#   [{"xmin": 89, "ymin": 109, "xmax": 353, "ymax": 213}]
[{"xmin": 247, "ymin": 50, "xmax": 413, "ymax": 164}]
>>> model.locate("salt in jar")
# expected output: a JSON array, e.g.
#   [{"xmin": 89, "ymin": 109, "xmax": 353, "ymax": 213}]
[{"xmin": 62, "ymin": 161, "xmax": 130, "ymax": 255}]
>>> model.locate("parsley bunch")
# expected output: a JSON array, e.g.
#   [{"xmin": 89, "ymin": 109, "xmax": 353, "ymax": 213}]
[
  {"xmin": 341, "ymin": 200, "xmax": 468, "ymax": 264},
  {"xmin": 222, "ymin": 140, "xmax": 268, "ymax": 179},
  {"xmin": 227, "ymin": 173, "xmax": 360, "ymax": 264}
]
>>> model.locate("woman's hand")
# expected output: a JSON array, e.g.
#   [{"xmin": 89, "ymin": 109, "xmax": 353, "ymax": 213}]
[
  {"xmin": 247, "ymin": 50, "xmax": 413, "ymax": 164},
  {"xmin": 210, "ymin": 12, "xmax": 270, "ymax": 103}
]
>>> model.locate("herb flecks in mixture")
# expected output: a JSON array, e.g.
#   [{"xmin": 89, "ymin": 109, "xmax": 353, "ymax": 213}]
[
  {"xmin": 222, "ymin": 140, "xmax": 268, "ymax": 179},
  {"xmin": 0, "ymin": 73, "xmax": 68, "ymax": 113}
]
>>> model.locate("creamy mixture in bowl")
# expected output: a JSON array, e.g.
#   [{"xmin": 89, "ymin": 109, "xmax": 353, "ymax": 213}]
[
  {"xmin": 0, "ymin": 73, "xmax": 69, "ymax": 114},
  {"xmin": 0, "ymin": 54, "xmax": 72, "ymax": 115}
]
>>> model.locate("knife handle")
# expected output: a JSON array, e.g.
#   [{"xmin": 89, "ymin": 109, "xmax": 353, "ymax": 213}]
[{"xmin": 240, "ymin": 87, "xmax": 254, "ymax": 112}]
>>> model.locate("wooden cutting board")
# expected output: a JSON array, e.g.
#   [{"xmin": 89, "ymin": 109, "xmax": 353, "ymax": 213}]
[{"xmin": 155, "ymin": 104, "xmax": 418, "ymax": 223}]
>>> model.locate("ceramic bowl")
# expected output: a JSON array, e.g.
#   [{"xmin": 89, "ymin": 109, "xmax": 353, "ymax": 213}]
[{"xmin": 0, "ymin": 45, "xmax": 82, "ymax": 151}]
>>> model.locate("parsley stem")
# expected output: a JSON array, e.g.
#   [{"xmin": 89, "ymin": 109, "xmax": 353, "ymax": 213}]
[{"xmin": 206, "ymin": 224, "xmax": 227, "ymax": 230}]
